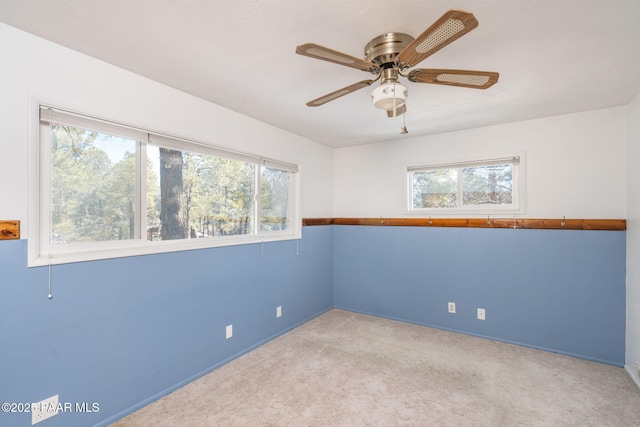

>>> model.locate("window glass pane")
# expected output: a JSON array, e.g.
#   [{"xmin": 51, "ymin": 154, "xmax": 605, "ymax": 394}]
[
  {"xmin": 461, "ymin": 164, "xmax": 513, "ymax": 206},
  {"xmin": 147, "ymin": 146, "xmax": 255, "ymax": 241},
  {"xmin": 412, "ymin": 169, "xmax": 457, "ymax": 208},
  {"xmin": 261, "ymin": 166, "xmax": 290, "ymax": 231},
  {"xmin": 51, "ymin": 124, "xmax": 138, "ymax": 243}
]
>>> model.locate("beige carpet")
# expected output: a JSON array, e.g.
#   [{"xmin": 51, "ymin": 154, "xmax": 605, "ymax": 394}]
[{"xmin": 113, "ymin": 309, "xmax": 640, "ymax": 426}]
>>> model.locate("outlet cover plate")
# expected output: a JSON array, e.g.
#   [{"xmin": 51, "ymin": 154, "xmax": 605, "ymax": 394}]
[
  {"xmin": 448, "ymin": 302, "xmax": 456, "ymax": 314},
  {"xmin": 225, "ymin": 324, "xmax": 233, "ymax": 339},
  {"xmin": 477, "ymin": 308, "xmax": 486, "ymax": 320},
  {"xmin": 32, "ymin": 395, "xmax": 58, "ymax": 425}
]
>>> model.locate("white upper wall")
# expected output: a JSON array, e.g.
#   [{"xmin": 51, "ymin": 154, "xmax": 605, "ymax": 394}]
[
  {"xmin": 334, "ymin": 107, "xmax": 628, "ymax": 219},
  {"xmin": 0, "ymin": 22, "xmax": 334, "ymax": 229}
]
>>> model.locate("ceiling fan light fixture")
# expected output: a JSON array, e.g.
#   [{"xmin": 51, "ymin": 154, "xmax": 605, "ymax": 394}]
[{"xmin": 371, "ymin": 82, "xmax": 408, "ymax": 113}]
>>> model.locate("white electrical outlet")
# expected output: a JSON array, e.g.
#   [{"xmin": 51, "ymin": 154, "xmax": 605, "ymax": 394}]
[
  {"xmin": 477, "ymin": 308, "xmax": 486, "ymax": 320},
  {"xmin": 32, "ymin": 395, "xmax": 58, "ymax": 425},
  {"xmin": 276, "ymin": 306, "xmax": 282, "ymax": 318},
  {"xmin": 448, "ymin": 302, "xmax": 456, "ymax": 314},
  {"xmin": 226, "ymin": 324, "xmax": 233, "ymax": 339}
]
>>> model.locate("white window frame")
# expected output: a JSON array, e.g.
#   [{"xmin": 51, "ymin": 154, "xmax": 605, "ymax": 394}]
[
  {"xmin": 28, "ymin": 99, "xmax": 301, "ymax": 267},
  {"xmin": 406, "ymin": 154, "xmax": 525, "ymax": 215}
]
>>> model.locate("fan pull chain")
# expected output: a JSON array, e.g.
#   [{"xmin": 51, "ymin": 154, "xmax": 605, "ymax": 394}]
[
  {"xmin": 47, "ymin": 258, "xmax": 53, "ymax": 299},
  {"xmin": 400, "ymin": 109, "xmax": 408, "ymax": 134}
]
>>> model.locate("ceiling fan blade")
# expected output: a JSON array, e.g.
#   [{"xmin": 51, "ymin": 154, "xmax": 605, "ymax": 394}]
[
  {"xmin": 408, "ymin": 69, "xmax": 499, "ymax": 89},
  {"xmin": 296, "ymin": 43, "xmax": 378, "ymax": 72},
  {"xmin": 396, "ymin": 9, "xmax": 479, "ymax": 68},
  {"xmin": 306, "ymin": 80, "xmax": 375, "ymax": 107},
  {"xmin": 386, "ymin": 104, "xmax": 407, "ymax": 117}
]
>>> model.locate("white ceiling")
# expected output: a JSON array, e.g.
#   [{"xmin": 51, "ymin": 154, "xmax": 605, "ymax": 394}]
[{"xmin": 1, "ymin": 0, "xmax": 639, "ymax": 148}]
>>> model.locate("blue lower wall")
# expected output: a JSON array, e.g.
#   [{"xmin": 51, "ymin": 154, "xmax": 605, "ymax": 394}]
[
  {"xmin": 333, "ymin": 226, "xmax": 626, "ymax": 366},
  {"xmin": 0, "ymin": 226, "xmax": 333, "ymax": 427},
  {"xmin": 0, "ymin": 224, "xmax": 627, "ymax": 426}
]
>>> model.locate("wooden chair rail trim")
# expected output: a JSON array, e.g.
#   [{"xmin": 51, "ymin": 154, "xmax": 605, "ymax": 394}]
[
  {"xmin": 0, "ymin": 220, "xmax": 20, "ymax": 240},
  {"xmin": 0, "ymin": 219, "xmax": 625, "ymax": 242},
  {"xmin": 302, "ymin": 218, "xmax": 626, "ymax": 231}
]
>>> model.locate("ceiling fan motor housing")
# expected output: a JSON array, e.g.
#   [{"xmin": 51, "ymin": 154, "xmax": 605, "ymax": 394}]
[
  {"xmin": 365, "ymin": 33, "xmax": 413, "ymax": 116},
  {"xmin": 364, "ymin": 32, "xmax": 414, "ymax": 68}
]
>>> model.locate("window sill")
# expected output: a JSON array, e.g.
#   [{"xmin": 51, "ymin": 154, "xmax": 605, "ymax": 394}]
[{"xmin": 28, "ymin": 231, "xmax": 301, "ymax": 267}]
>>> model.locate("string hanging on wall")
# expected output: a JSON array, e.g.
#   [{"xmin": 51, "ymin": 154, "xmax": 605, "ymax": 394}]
[{"xmin": 47, "ymin": 259, "xmax": 53, "ymax": 299}]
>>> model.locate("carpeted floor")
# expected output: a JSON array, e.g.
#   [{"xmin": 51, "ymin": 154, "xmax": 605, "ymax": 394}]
[{"xmin": 113, "ymin": 309, "xmax": 640, "ymax": 426}]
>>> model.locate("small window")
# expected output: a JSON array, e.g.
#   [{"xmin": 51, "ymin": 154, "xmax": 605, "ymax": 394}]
[
  {"xmin": 408, "ymin": 156, "xmax": 521, "ymax": 213},
  {"xmin": 31, "ymin": 104, "xmax": 300, "ymax": 266}
]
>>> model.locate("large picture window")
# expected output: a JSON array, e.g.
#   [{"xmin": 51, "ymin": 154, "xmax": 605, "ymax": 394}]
[
  {"xmin": 408, "ymin": 156, "xmax": 522, "ymax": 213},
  {"xmin": 31, "ymin": 105, "xmax": 299, "ymax": 266}
]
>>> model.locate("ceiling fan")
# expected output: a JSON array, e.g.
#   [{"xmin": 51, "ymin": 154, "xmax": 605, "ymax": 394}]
[{"xmin": 295, "ymin": 9, "xmax": 499, "ymax": 119}]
